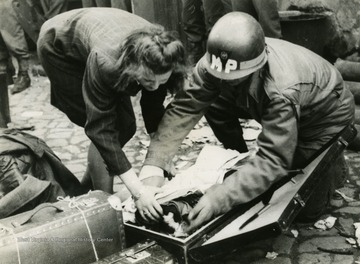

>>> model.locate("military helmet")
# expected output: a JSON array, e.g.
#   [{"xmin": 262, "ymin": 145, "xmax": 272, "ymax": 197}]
[{"xmin": 204, "ymin": 12, "xmax": 267, "ymax": 80}]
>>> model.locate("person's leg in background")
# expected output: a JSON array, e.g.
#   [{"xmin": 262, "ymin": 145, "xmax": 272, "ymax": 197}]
[
  {"xmin": 251, "ymin": 0, "xmax": 282, "ymax": 38},
  {"xmin": 231, "ymin": 0, "xmax": 282, "ymax": 38},
  {"xmin": 7, "ymin": 59, "xmax": 15, "ymax": 85},
  {"xmin": 81, "ymin": 0, "xmax": 111, "ymax": 7},
  {"xmin": 0, "ymin": 0, "xmax": 31, "ymax": 94},
  {"xmin": 0, "ymin": 37, "xmax": 15, "ymax": 86},
  {"xmin": 202, "ymin": 0, "xmax": 232, "ymax": 32},
  {"xmin": 111, "ymin": 0, "xmax": 132, "ymax": 12},
  {"xmin": 40, "ymin": 0, "xmax": 69, "ymax": 20},
  {"xmin": 0, "ymin": 35, "xmax": 10, "ymax": 79},
  {"xmin": 181, "ymin": 0, "xmax": 206, "ymax": 65}
]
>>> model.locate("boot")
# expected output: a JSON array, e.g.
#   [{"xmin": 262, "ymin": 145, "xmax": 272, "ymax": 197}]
[{"xmin": 11, "ymin": 71, "xmax": 31, "ymax": 94}]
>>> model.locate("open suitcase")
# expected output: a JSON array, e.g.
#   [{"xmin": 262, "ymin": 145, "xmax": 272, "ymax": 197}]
[
  {"xmin": 0, "ymin": 190, "xmax": 126, "ymax": 264},
  {"xmin": 125, "ymin": 125, "xmax": 357, "ymax": 263}
]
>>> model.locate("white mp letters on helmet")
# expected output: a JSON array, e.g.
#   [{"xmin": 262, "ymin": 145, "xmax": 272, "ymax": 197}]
[
  {"xmin": 210, "ymin": 54, "xmax": 237, "ymax": 73},
  {"xmin": 210, "ymin": 49, "xmax": 267, "ymax": 74}
]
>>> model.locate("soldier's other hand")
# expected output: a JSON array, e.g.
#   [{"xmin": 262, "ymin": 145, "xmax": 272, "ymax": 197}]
[
  {"xmin": 182, "ymin": 194, "xmax": 215, "ymax": 233},
  {"xmin": 183, "ymin": 184, "xmax": 230, "ymax": 232}
]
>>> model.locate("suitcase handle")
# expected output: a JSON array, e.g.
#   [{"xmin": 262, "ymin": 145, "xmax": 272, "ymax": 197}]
[{"xmin": 11, "ymin": 203, "xmax": 64, "ymax": 227}]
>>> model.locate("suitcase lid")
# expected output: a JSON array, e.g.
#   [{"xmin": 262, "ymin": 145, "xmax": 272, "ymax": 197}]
[{"xmin": 188, "ymin": 125, "xmax": 357, "ymax": 262}]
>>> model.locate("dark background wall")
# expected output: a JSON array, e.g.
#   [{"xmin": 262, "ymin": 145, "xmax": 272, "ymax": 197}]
[
  {"xmin": 129, "ymin": 0, "xmax": 360, "ymax": 62},
  {"xmin": 278, "ymin": 0, "xmax": 360, "ymax": 60},
  {"xmin": 44, "ymin": 0, "xmax": 360, "ymax": 62}
]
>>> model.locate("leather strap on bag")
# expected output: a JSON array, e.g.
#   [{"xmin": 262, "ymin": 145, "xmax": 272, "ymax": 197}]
[
  {"xmin": 57, "ymin": 192, "xmax": 100, "ymax": 261},
  {"xmin": 11, "ymin": 203, "xmax": 63, "ymax": 227}
]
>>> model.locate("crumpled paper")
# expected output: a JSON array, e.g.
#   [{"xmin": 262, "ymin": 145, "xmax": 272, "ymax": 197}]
[{"xmin": 314, "ymin": 216, "xmax": 337, "ymax": 230}]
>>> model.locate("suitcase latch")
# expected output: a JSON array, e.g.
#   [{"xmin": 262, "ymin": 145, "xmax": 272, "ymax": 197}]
[
  {"xmin": 338, "ymin": 136, "xmax": 349, "ymax": 147},
  {"xmin": 293, "ymin": 194, "xmax": 305, "ymax": 207},
  {"xmin": 120, "ymin": 240, "xmax": 156, "ymax": 261}
]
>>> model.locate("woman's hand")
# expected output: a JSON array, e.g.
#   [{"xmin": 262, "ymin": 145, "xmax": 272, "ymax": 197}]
[
  {"xmin": 134, "ymin": 185, "xmax": 164, "ymax": 221},
  {"xmin": 118, "ymin": 168, "xmax": 163, "ymax": 221}
]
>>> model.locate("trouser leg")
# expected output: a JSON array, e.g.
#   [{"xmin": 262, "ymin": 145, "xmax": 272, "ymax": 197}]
[
  {"xmin": 296, "ymin": 153, "xmax": 348, "ymax": 221},
  {"xmin": 0, "ymin": 35, "xmax": 14, "ymax": 85},
  {"xmin": 0, "ymin": 34, "xmax": 9, "ymax": 74},
  {"xmin": 205, "ymin": 88, "xmax": 250, "ymax": 153},
  {"xmin": 202, "ymin": 0, "xmax": 228, "ymax": 31},
  {"xmin": 231, "ymin": 0, "xmax": 282, "ymax": 38},
  {"xmin": 111, "ymin": 0, "xmax": 132, "ymax": 12},
  {"xmin": 81, "ymin": 0, "xmax": 95, "ymax": 7},
  {"xmin": 38, "ymin": 38, "xmax": 87, "ymax": 126},
  {"xmin": 292, "ymin": 142, "xmax": 349, "ymax": 222},
  {"xmin": 6, "ymin": 59, "xmax": 15, "ymax": 85},
  {"xmin": 182, "ymin": 0, "xmax": 206, "ymax": 64},
  {"xmin": 0, "ymin": 1, "xmax": 30, "ymax": 71},
  {"xmin": 94, "ymin": 0, "xmax": 111, "ymax": 6},
  {"xmin": 81, "ymin": 0, "xmax": 110, "ymax": 7},
  {"xmin": 39, "ymin": 0, "xmax": 69, "ymax": 19},
  {"xmin": 1, "ymin": 1, "xmax": 31, "ymax": 93},
  {"xmin": 182, "ymin": 0, "xmax": 206, "ymax": 43}
]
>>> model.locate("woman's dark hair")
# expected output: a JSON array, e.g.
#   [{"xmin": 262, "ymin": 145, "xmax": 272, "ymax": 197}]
[{"xmin": 115, "ymin": 25, "xmax": 187, "ymax": 94}]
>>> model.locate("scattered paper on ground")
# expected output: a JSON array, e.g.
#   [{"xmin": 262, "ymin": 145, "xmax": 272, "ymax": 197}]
[
  {"xmin": 314, "ymin": 216, "xmax": 337, "ymax": 230},
  {"xmin": 266, "ymin": 252, "xmax": 278, "ymax": 260},
  {"xmin": 335, "ymin": 190, "xmax": 355, "ymax": 202},
  {"xmin": 354, "ymin": 222, "xmax": 360, "ymax": 245},
  {"xmin": 291, "ymin": 229, "xmax": 299, "ymax": 238}
]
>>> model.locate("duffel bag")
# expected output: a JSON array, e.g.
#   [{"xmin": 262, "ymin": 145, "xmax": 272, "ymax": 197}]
[{"xmin": 0, "ymin": 128, "xmax": 86, "ymax": 218}]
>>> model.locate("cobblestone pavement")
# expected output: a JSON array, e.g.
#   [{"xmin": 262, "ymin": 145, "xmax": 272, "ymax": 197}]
[{"xmin": 6, "ymin": 56, "xmax": 360, "ymax": 263}]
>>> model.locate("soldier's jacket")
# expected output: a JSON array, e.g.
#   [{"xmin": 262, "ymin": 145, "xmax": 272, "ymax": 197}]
[{"xmin": 144, "ymin": 38, "xmax": 355, "ymax": 211}]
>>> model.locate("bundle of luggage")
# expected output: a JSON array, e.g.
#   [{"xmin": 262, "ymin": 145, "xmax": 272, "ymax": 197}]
[
  {"xmin": 0, "ymin": 126, "xmax": 356, "ymax": 263},
  {"xmin": 0, "ymin": 129, "xmax": 174, "ymax": 264}
]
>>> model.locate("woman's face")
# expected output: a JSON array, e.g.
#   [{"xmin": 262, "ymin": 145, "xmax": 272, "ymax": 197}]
[{"xmin": 137, "ymin": 70, "xmax": 173, "ymax": 91}]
